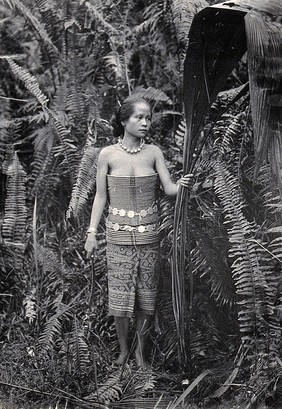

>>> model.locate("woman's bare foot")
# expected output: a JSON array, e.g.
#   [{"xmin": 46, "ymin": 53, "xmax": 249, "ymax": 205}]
[{"xmin": 114, "ymin": 350, "xmax": 129, "ymax": 366}]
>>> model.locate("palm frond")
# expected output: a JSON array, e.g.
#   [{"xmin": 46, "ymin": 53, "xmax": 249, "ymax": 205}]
[
  {"xmin": 182, "ymin": 6, "xmax": 247, "ymax": 172},
  {"xmin": 220, "ymin": 0, "xmax": 282, "ymax": 16},
  {"xmin": 172, "ymin": 5, "xmax": 248, "ymax": 364},
  {"xmin": 245, "ymin": 13, "xmax": 282, "ymax": 183},
  {"xmin": 154, "ymin": 265, "xmax": 179, "ymax": 366}
]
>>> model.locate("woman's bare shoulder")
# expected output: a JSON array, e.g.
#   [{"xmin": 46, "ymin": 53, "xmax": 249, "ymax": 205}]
[
  {"xmin": 145, "ymin": 144, "xmax": 163, "ymax": 157},
  {"xmin": 99, "ymin": 144, "xmax": 118, "ymax": 157}
]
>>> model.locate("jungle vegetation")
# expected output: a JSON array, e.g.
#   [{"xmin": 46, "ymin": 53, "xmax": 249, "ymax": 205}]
[{"xmin": 0, "ymin": 0, "xmax": 281, "ymax": 408}]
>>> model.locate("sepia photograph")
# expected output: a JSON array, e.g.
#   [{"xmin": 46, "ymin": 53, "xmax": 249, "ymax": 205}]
[{"xmin": 0, "ymin": 0, "xmax": 281, "ymax": 408}]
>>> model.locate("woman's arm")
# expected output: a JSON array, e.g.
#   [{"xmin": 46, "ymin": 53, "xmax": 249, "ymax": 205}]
[
  {"xmin": 84, "ymin": 149, "xmax": 108, "ymax": 258},
  {"xmin": 154, "ymin": 146, "xmax": 193, "ymax": 196}
]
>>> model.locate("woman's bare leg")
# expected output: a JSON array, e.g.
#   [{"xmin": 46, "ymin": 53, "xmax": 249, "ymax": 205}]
[{"xmin": 114, "ymin": 316, "xmax": 130, "ymax": 365}]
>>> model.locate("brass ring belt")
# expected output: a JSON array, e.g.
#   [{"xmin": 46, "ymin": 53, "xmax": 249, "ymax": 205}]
[
  {"xmin": 106, "ymin": 220, "xmax": 157, "ymax": 233},
  {"xmin": 108, "ymin": 204, "xmax": 158, "ymax": 219}
]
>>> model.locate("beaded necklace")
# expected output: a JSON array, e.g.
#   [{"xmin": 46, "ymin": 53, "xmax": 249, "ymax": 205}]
[{"xmin": 118, "ymin": 137, "xmax": 145, "ymax": 154}]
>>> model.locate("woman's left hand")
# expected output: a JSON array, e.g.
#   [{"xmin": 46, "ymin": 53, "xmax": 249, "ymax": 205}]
[{"xmin": 180, "ymin": 173, "xmax": 194, "ymax": 189}]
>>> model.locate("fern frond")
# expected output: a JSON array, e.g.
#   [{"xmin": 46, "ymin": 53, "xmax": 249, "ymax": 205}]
[
  {"xmin": 2, "ymin": 0, "xmax": 59, "ymax": 57},
  {"xmin": 211, "ymin": 84, "xmax": 249, "ymax": 114},
  {"xmin": 48, "ymin": 109, "xmax": 79, "ymax": 179},
  {"xmin": 37, "ymin": 294, "xmax": 66, "ymax": 355},
  {"xmin": 214, "ymin": 112, "xmax": 246, "ymax": 162},
  {"xmin": 170, "ymin": 0, "xmax": 208, "ymax": 46},
  {"xmin": 2, "ymin": 151, "xmax": 27, "ymax": 246},
  {"xmin": 36, "ymin": 244, "xmax": 64, "ymax": 290},
  {"xmin": 85, "ymin": 366, "xmax": 131, "ymax": 404},
  {"xmin": 191, "ymin": 238, "xmax": 235, "ymax": 307},
  {"xmin": 23, "ymin": 290, "xmax": 37, "ymax": 325},
  {"xmin": 103, "ymin": 52, "xmax": 125, "ymax": 80},
  {"xmin": 134, "ymin": 2, "xmax": 163, "ymax": 34},
  {"xmin": 132, "ymin": 86, "xmax": 173, "ymax": 105},
  {"xmin": 70, "ymin": 317, "xmax": 91, "ymax": 372},
  {"xmin": 66, "ymin": 145, "xmax": 101, "ymax": 220},
  {"xmin": 34, "ymin": 0, "xmax": 59, "ymax": 29},
  {"xmin": 214, "ymin": 162, "xmax": 275, "ymax": 354},
  {"xmin": 87, "ymin": 117, "xmax": 113, "ymax": 145},
  {"xmin": 6, "ymin": 59, "xmax": 49, "ymax": 106},
  {"xmin": 65, "ymin": 41, "xmax": 87, "ymax": 125},
  {"xmin": 174, "ymin": 119, "xmax": 186, "ymax": 149},
  {"xmin": 29, "ymin": 124, "xmax": 59, "ymax": 200},
  {"xmin": 84, "ymin": 2, "xmax": 119, "ymax": 34}
]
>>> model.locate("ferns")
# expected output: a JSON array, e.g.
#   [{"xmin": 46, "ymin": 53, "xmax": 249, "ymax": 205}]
[
  {"xmin": 2, "ymin": 0, "xmax": 59, "ymax": 57},
  {"xmin": 67, "ymin": 145, "xmax": 100, "ymax": 220},
  {"xmin": 85, "ymin": 365, "xmax": 157, "ymax": 404},
  {"xmin": 86, "ymin": 367, "xmax": 125, "ymax": 403},
  {"xmin": 132, "ymin": 86, "xmax": 173, "ymax": 105},
  {"xmin": 214, "ymin": 164, "xmax": 263, "ymax": 346},
  {"xmin": 6, "ymin": 59, "xmax": 49, "ymax": 106},
  {"xmin": 170, "ymin": 0, "xmax": 208, "ymax": 47},
  {"xmin": 84, "ymin": 2, "xmax": 119, "ymax": 35},
  {"xmin": 38, "ymin": 294, "xmax": 67, "ymax": 356},
  {"xmin": 2, "ymin": 151, "xmax": 27, "ymax": 271}
]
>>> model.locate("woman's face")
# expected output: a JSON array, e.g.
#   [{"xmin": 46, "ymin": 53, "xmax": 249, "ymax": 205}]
[{"xmin": 122, "ymin": 102, "xmax": 151, "ymax": 139}]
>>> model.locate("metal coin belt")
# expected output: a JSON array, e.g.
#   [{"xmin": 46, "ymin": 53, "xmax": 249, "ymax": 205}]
[
  {"xmin": 106, "ymin": 220, "xmax": 157, "ymax": 233},
  {"xmin": 108, "ymin": 204, "xmax": 158, "ymax": 218}
]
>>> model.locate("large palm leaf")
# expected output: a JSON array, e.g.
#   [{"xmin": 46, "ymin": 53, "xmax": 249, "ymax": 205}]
[{"xmin": 173, "ymin": 0, "xmax": 282, "ymax": 365}]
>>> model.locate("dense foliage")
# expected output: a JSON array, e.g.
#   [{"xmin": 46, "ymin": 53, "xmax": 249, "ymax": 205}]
[{"xmin": 0, "ymin": 0, "xmax": 281, "ymax": 408}]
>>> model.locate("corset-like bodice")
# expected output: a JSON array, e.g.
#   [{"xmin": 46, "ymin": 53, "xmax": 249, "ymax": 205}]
[{"xmin": 106, "ymin": 174, "xmax": 160, "ymax": 245}]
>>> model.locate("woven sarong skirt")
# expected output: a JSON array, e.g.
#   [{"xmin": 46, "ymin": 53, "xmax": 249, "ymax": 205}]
[{"xmin": 107, "ymin": 242, "xmax": 160, "ymax": 317}]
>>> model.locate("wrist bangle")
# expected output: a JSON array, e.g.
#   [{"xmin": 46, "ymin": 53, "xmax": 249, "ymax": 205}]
[{"xmin": 87, "ymin": 227, "xmax": 97, "ymax": 235}]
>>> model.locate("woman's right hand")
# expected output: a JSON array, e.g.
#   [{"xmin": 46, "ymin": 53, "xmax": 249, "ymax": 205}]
[{"xmin": 84, "ymin": 233, "xmax": 98, "ymax": 259}]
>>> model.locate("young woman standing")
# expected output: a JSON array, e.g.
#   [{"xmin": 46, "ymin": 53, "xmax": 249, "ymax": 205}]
[{"xmin": 85, "ymin": 96, "xmax": 193, "ymax": 367}]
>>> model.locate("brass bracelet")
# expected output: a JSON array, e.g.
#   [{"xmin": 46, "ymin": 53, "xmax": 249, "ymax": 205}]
[{"xmin": 87, "ymin": 227, "xmax": 97, "ymax": 235}]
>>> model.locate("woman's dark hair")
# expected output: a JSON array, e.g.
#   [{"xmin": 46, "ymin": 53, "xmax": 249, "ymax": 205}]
[{"xmin": 112, "ymin": 96, "xmax": 151, "ymax": 137}]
